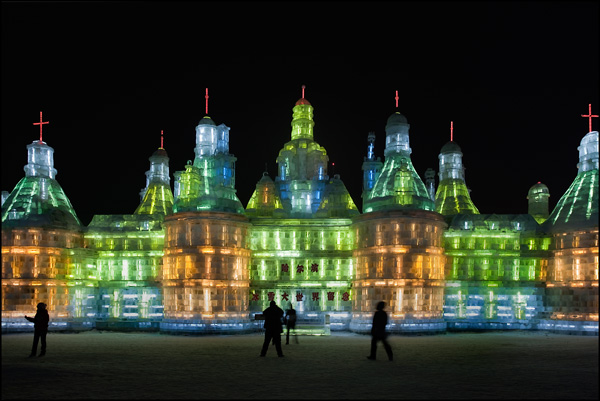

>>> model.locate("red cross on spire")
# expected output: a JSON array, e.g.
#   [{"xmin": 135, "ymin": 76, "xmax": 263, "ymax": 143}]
[
  {"xmin": 581, "ymin": 104, "xmax": 598, "ymax": 133},
  {"xmin": 395, "ymin": 90, "xmax": 399, "ymax": 108},
  {"xmin": 302, "ymin": 85, "xmax": 306, "ymax": 99},
  {"xmin": 160, "ymin": 130, "xmax": 164, "ymax": 149},
  {"xmin": 205, "ymin": 88, "xmax": 209, "ymax": 115},
  {"xmin": 33, "ymin": 111, "xmax": 49, "ymax": 143},
  {"xmin": 450, "ymin": 121, "xmax": 454, "ymax": 142}
]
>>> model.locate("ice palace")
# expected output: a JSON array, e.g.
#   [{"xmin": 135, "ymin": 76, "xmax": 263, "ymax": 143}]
[{"xmin": 2, "ymin": 89, "xmax": 598, "ymax": 336}]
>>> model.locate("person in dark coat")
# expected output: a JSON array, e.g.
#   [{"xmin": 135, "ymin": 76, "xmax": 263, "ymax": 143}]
[
  {"xmin": 260, "ymin": 300, "xmax": 284, "ymax": 357},
  {"xmin": 284, "ymin": 303, "xmax": 298, "ymax": 345},
  {"xmin": 25, "ymin": 302, "xmax": 50, "ymax": 357},
  {"xmin": 367, "ymin": 301, "xmax": 393, "ymax": 361}
]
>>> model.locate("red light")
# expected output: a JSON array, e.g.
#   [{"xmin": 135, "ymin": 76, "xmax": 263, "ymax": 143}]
[
  {"xmin": 205, "ymin": 88, "xmax": 209, "ymax": 115},
  {"xmin": 581, "ymin": 103, "xmax": 598, "ymax": 133},
  {"xmin": 302, "ymin": 85, "xmax": 305, "ymax": 99},
  {"xmin": 450, "ymin": 121, "xmax": 454, "ymax": 142},
  {"xmin": 33, "ymin": 111, "xmax": 49, "ymax": 143},
  {"xmin": 395, "ymin": 90, "xmax": 399, "ymax": 108},
  {"xmin": 161, "ymin": 130, "xmax": 164, "ymax": 149}
]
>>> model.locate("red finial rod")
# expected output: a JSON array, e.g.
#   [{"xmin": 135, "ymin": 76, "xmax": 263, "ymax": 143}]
[
  {"xmin": 160, "ymin": 130, "xmax": 164, "ymax": 149},
  {"xmin": 302, "ymin": 85, "xmax": 306, "ymax": 99},
  {"xmin": 450, "ymin": 121, "xmax": 454, "ymax": 142},
  {"xmin": 205, "ymin": 88, "xmax": 209, "ymax": 115},
  {"xmin": 395, "ymin": 90, "xmax": 399, "ymax": 108},
  {"xmin": 33, "ymin": 111, "xmax": 49, "ymax": 143},
  {"xmin": 581, "ymin": 103, "xmax": 598, "ymax": 133}
]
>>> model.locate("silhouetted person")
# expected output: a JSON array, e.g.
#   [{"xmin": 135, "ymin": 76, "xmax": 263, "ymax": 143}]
[
  {"xmin": 25, "ymin": 302, "xmax": 49, "ymax": 358},
  {"xmin": 260, "ymin": 300, "xmax": 284, "ymax": 357},
  {"xmin": 284, "ymin": 303, "xmax": 298, "ymax": 345},
  {"xmin": 367, "ymin": 301, "xmax": 393, "ymax": 361}
]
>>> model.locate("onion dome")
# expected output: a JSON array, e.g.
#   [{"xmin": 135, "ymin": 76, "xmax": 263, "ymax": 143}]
[{"xmin": 440, "ymin": 141, "xmax": 462, "ymax": 154}]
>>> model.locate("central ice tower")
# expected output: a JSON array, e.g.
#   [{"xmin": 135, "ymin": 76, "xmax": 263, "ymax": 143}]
[{"xmin": 275, "ymin": 86, "xmax": 330, "ymax": 217}]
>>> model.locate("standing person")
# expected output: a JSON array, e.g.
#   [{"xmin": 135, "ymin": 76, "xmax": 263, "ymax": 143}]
[
  {"xmin": 260, "ymin": 300, "xmax": 284, "ymax": 357},
  {"xmin": 25, "ymin": 302, "xmax": 50, "ymax": 358},
  {"xmin": 284, "ymin": 303, "xmax": 298, "ymax": 345},
  {"xmin": 367, "ymin": 301, "xmax": 393, "ymax": 361}
]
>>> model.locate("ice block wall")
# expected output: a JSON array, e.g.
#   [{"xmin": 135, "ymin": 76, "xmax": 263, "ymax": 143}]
[{"xmin": 442, "ymin": 214, "xmax": 550, "ymax": 330}]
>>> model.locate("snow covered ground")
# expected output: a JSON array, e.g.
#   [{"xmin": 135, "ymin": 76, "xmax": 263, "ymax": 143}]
[{"xmin": 2, "ymin": 330, "xmax": 597, "ymax": 400}]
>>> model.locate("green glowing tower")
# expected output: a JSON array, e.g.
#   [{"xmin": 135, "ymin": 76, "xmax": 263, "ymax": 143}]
[
  {"xmin": 134, "ymin": 131, "xmax": 174, "ymax": 216},
  {"xmin": 172, "ymin": 97, "xmax": 244, "ymax": 214},
  {"xmin": 435, "ymin": 136, "xmax": 479, "ymax": 220},
  {"xmin": 363, "ymin": 111, "xmax": 434, "ymax": 213}
]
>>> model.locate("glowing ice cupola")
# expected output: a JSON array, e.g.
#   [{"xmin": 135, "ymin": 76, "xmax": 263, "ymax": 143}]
[
  {"xmin": 2, "ymin": 136, "xmax": 81, "ymax": 229},
  {"xmin": 245, "ymin": 172, "xmax": 286, "ymax": 218},
  {"xmin": 134, "ymin": 132, "xmax": 174, "ymax": 215},
  {"xmin": 527, "ymin": 182, "xmax": 550, "ymax": 224},
  {"xmin": 275, "ymin": 87, "xmax": 329, "ymax": 216},
  {"xmin": 434, "ymin": 131, "xmax": 479, "ymax": 219},
  {"xmin": 544, "ymin": 130, "xmax": 598, "ymax": 231},
  {"xmin": 172, "ymin": 91, "xmax": 244, "ymax": 214},
  {"xmin": 363, "ymin": 111, "xmax": 434, "ymax": 213}
]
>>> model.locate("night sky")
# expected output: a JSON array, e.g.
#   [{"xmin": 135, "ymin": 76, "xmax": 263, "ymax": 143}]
[{"xmin": 2, "ymin": 1, "xmax": 598, "ymax": 226}]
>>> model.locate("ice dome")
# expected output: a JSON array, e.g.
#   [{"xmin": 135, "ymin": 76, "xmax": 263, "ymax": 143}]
[
  {"xmin": 527, "ymin": 182, "xmax": 549, "ymax": 198},
  {"xmin": 152, "ymin": 148, "xmax": 168, "ymax": 158},
  {"xmin": 198, "ymin": 116, "xmax": 216, "ymax": 126},
  {"xmin": 386, "ymin": 112, "xmax": 408, "ymax": 126},
  {"xmin": 295, "ymin": 98, "xmax": 311, "ymax": 106},
  {"xmin": 440, "ymin": 141, "xmax": 462, "ymax": 154}
]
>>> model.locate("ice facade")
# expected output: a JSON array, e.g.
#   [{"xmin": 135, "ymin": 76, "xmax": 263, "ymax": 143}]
[{"xmin": 2, "ymin": 96, "xmax": 598, "ymax": 336}]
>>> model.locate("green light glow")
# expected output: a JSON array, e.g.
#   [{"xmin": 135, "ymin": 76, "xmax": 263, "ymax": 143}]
[{"xmin": 435, "ymin": 178, "xmax": 479, "ymax": 217}]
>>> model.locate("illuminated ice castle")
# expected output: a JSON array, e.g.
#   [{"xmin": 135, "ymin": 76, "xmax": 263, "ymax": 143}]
[{"xmin": 2, "ymin": 92, "xmax": 598, "ymax": 335}]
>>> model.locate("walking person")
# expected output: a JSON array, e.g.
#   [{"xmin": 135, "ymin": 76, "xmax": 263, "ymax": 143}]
[
  {"xmin": 367, "ymin": 301, "xmax": 393, "ymax": 361},
  {"xmin": 25, "ymin": 302, "xmax": 49, "ymax": 358},
  {"xmin": 284, "ymin": 303, "xmax": 298, "ymax": 345},
  {"xmin": 260, "ymin": 300, "xmax": 284, "ymax": 357}
]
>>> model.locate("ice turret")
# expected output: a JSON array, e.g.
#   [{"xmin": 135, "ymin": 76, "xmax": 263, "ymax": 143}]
[
  {"xmin": 275, "ymin": 86, "xmax": 330, "ymax": 216},
  {"xmin": 434, "ymin": 137, "xmax": 479, "ymax": 219},
  {"xmin": 2, "ymin": 134, "xmax": 81, "ymax": 229},
  {"xmin": 361, "ymin": 132, "xmax": 383, "ymax": 211},
  {"xmin": 134, "ymin": 133, "xmax": 174, "ymax": 215},
  {"xmin": 315, "ymin": 174, "xmax": 360, "ymax": 218},
  {"xmin": 424, "ymin": 168, "xmax": 436, "ymax": 201},
  {"xmin": 363, "ymin": 111, "xmax": 434, "ymax": 213},
  {"xmin": 172, "ymin": 90, "xmax": 244, "ymax": 214},
  {"xmin": 527, "ymin": 182, "xmax": 550, "ymax": 224},
  {"xmin": 544, "ymin": 130, "xmax": 599, "ymax": 232},
  {"xmin": 245, "ymin": 172, "xmax": 286, "ymax": 218}
]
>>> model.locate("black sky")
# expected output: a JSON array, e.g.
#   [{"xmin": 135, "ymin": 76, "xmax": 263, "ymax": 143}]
[{"xmin": 2, "ymin": 1, "xmax": 598, "ymax": 226}]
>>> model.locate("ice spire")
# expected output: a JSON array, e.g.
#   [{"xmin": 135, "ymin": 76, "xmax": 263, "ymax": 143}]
[
  {"xmin": 434, "ymin": 121, "xmax": 479, "ymax": 218},
  {"xmin": 290, "ymin": 84, "xmax": 315, "ymax": 141},
  {"xmin": 245, "ymin": 172, "xmax": 285, "ymax": 218},
  {"xmin": 424, "ymin": 168, "xmax": 436, "ymax": 201},
  {"xmin": 135, "ymin": 130, "xmax": 174, "ymax": 215},
  {"xmin": 362, "ymin": 91, "xmax": 434, "ymax": 213},
  {"xmin": 361, "ymin": 132, "xmax": 383, "ymax": 210}
]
